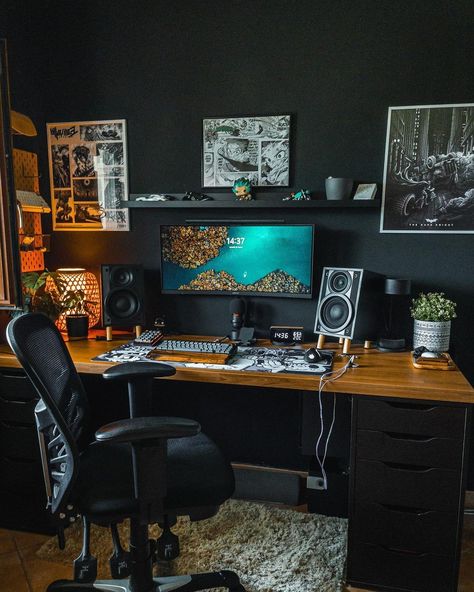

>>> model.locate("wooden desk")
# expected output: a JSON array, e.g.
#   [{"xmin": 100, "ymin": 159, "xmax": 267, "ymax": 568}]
[
  {"xmin": 0, "ymin": 336, "xmax": 471, "ymax": 402},
  {"xmin": 0, "ymin": 337, "xmax": 473, "ymax": 592}
]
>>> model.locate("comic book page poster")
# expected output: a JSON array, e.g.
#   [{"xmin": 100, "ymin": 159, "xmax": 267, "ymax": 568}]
[
  {"xmin": 380, "ymin": 104, "xmax": 474, "ymax": 233},
  {"xmin": 202, "ymin": 115, "xmax": 291, "ymax": 187},
  {"xmin": 47, "ymin": 119, "xmax": 129, "ymax": 231}
]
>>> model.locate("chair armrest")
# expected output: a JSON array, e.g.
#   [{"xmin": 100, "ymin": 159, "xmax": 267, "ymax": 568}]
[
  {"xmin": 103, "ymin": 361, "xmax": 176, "ymax": 381},
  {"xmin": 95, "ymin": 416, "xmax": 200, "ymax": 444}
]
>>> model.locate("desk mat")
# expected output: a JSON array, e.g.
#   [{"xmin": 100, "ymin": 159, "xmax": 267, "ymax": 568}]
[{"xmin": 93, "ymin": 342, "xmax": 333, "ymax": 375}]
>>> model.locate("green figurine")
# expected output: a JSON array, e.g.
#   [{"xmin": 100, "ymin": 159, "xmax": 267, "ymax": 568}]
[
  {"xmin": 283, "ymin": 189, "xmax": 311, "ymax": 201},
  {"xmin": 232, "ymin": 177, "xmax": 253, "ymax": 201}
]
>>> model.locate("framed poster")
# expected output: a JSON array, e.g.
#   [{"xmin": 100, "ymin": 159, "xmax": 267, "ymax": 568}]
[
  {"xmin": 47, "ymin": 119, "xmax": 130, "ymax": 231},
  {"xmin": 202, "ymin": 114, "xmax": 291, "ymax": 187},
  {"xmin": 380, "ymin": 104, "xmax": 474, "ymax": 233},
  {"xmin": 353, "ymin": 183, "xmax": 377, "ymax": 200}
]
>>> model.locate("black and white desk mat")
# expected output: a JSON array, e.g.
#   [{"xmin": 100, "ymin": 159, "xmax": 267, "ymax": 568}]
[{"xmin": 93, "ymin": 343, "xmax": 333, "ymax": 375}]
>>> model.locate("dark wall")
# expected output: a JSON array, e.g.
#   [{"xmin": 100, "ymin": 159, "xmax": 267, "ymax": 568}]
[{"xmin": 2, "ymin": 1, "xmax": 473, "ymax": 381}]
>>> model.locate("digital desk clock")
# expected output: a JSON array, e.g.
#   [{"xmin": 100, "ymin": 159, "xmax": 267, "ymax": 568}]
[{"xmin": 269, "ymin": 326, "xmax": 304, "ymax": 345}]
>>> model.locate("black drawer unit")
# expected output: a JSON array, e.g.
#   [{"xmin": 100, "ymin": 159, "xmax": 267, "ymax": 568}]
[
  {"xmin": 357, "ymin": 398, "xmax": 465, "ymax": 438},
  {"xmin": 347, "ymin": 395, "xmax": 469, "ymax": 592},
  {"xmin": 352, "ymin": 501, "xmax": 458, "ymax": 556},
  {"xmin": 355, "ymin": 458, "xmax": 461, "ymax": 512},
  {"xmin": 0, "ymin": 368, "xmax": 54, "ymax": 533},
  {"xmin": 349, "ymin": 542, "xmax": 455, "ymax": 592},
  {"xmin": 356, "ymin": 428, "xmax": 463, "ymax": 470}
]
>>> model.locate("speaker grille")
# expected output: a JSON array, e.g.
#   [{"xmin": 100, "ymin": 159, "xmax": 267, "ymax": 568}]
[
  {"xmin": 318, "ymin": 294, "xmax": 353, "ymax": 333},
  {"xmin": 329, "ymin": 270, "xmax": 352, "ymax": 293},
  {"xmin": 314, "ymin": 267, "xmax": 384, "ymax": 341},
  {"xmin": 101, "ymin": 264, "xmax": 145, "ymax": 327},
  {"xmin": 110, "ymin": 267, "xmax": 135, "ymax": 287},
  {"xmin": 105, "ymin": 289, "xmax": 141, "ymax": 320}
]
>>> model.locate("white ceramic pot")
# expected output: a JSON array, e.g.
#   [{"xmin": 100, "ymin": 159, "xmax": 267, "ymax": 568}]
[{"xmin": 413, "ymin": 319, "xmax": 451, "ymax": 352}]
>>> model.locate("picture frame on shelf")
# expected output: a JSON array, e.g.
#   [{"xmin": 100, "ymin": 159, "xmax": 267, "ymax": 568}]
[
  {"xmin": 353, "ymin": 183, "xmax": 377, "ymax": 200},
  {"xmin": 202, "ymin": 114, "xmax": 291, "ymax": 188}
]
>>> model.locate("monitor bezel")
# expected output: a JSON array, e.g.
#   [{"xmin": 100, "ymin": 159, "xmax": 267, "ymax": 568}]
[{"xmin": 159, "ymin": 222, "xmax": 315, "ymax": 299}]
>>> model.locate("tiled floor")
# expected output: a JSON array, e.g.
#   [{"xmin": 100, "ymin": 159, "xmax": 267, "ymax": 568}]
[{"xmin": 1, "ymin": 516, "xmax": 474, "ymax": 591}]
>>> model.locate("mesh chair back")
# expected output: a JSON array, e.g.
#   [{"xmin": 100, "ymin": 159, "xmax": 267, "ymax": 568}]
[{"xmin": 6, "ymin": 313, "xmax": 90, "ymax": 514}]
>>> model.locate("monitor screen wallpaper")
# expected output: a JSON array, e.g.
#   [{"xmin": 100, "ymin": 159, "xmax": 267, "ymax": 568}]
[{"xmin": 160, "ymin": 224, "xmax": 314, "ymax": 297}]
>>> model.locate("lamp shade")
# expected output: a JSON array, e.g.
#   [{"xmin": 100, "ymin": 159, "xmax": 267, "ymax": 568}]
[
  {"xmin": 384, "ymin": 278, "xmax": 411, "ymax": 296},
  {"xmin": 55, "ymin": 268, "xmax": 101, "ymax": 331}
]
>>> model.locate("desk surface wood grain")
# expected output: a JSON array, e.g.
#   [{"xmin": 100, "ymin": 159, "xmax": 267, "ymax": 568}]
[{"xmin": 0, "ymin": 335, "xmax": 472, "ymax": 404}]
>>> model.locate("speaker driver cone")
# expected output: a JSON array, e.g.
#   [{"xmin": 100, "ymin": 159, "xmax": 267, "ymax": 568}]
[
  {"xmin": 318, "ymin": 294, "xmax": 353, "ymax": 333},
  {"xmin": 329, "ymin": 270, "xmax": 352, "ymax": 293},
  {"xmin": 110, "ymin": 267, "xmax": 134, "ymax": 287},
  {"xmin": 106, "ymin": 289, "xmax": 140, "ymax": 320}
]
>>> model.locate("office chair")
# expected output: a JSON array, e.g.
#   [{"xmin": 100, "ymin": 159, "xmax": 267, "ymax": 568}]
[{"xmin": 7, "ymin": 313, "xmax": 246, "ymax": 592}]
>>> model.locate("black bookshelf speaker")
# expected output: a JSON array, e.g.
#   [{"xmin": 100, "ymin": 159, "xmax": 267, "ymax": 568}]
[
  {"xmin": 314, "ymin": 267, "xmax": 384, "ymax": 341},
  {"xmin": 101, "ymin": 264, "xmax": 145, "ymax": 327}
]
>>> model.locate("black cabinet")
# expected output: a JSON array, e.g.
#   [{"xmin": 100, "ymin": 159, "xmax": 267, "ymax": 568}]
[
  {"xmin": 0, "ymin": 368, "xmax": 54, "ymax": 533},
  {"xmin": 347, "ymin": 396, "xmax": 470, "ymax": 592}
]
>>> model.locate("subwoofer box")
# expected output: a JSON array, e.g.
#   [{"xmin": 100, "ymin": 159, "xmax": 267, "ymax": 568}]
[
  {"xmin": 314, "ymin": 268, "xmax": 384, "ymax": 342},
  {"xmin": 101, "ymin": 264, "xmax": 146, "ymax": 327},
  {"xmin": 232, "ymin": 465, "xmax": 303, "ymax": 506}
]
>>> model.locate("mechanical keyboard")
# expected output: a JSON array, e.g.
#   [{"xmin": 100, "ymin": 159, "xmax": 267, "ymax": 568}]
[{"xmin": 154, "ymin": 339, "xmax": 236, "ymax": 356}]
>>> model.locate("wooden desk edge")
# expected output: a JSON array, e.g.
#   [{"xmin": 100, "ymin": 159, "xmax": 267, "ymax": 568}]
[{"xmin": 0, "ymin": 339, "xmax": 473, "ymax": 404}]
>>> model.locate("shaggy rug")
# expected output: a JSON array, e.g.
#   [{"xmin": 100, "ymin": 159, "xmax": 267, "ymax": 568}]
[{"xmin": 37, "ymin": 500, "xmax": 347, "ymax": 592}]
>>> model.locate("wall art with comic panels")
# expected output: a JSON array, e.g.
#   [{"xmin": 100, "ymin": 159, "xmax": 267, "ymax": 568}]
[{"xmin": 47, "ymin": 119, "xmax": 129, "ymax": 231}]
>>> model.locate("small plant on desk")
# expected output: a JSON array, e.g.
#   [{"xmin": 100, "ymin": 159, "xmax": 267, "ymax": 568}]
[
  {"xmin": 21, "ymin": 270, "xmax": 96, "ymax": 340},
  {"xmin": 20, "ymin": 270, "xmax": 67, "ymax": 321},
  {"xmin": 410, "ymin": 291, "xmax": 457, "ymax": 352}
]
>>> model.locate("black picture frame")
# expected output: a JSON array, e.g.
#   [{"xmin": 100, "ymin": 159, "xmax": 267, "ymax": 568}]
[
  {"xmin": 202, "ymin": 114, "xmax": 291, "ymax": 188},
  {"xmin": 380, "ymin": 103, "xmax": 474, "ymax": 234}
]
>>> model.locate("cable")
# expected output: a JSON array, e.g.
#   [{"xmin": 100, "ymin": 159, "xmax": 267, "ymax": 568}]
[{"xmin": 315, "ymin": 355, "xmax": 357, "ymax": 489}]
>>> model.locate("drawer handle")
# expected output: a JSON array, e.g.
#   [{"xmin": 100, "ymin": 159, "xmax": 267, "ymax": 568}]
[
  {"xmin": 383, "ymin": 461, "xmax": 433, "ymax": 473},
  {"xmin": 378, "ymin": 502, "xmax": 434, "ymax": 517},
  {"xmin": 0, "ymin": 395, "xmax": 30, "ymax": 405},
  {"xmin": 0, "ymin": 420, "xmax": 33, "ymax": 429},
  {"xmin": 0, "ymin": 372, "xmax": 26, "ymax": 380},
  {"xmin": 379, "ymin": 544, "xmax": 428, "ymax": 558},
  {"xmin": 384, "ymin": 402, "xmax": 437, "ymax": 411},
  {"xmin": 384, "ymin": 431, "xmax": 435, "ymax": 443}
]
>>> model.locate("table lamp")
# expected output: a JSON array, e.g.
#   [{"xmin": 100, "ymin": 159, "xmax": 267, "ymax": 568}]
[
  {"xmin": 55, "ymin": 268, "xmax": 101, "ymax": 331},
  {"xmin": 377, "ymin": 278, "xmax": 411, "ymax": 351}
]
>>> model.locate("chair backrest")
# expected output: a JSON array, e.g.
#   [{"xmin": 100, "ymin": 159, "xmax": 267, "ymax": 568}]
[{"xmin": 6, "ymin": 313, "xmax": 90, "ymax": 514}]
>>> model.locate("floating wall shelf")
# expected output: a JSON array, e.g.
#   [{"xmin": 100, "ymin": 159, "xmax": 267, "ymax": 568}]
[{"xmin": 124, "ymin": 194, "xmax": 381, "ymax": 209}]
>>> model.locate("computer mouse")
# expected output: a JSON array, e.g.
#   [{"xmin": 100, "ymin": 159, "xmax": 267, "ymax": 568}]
[
  {"xmin": 420, "ymin": 351, "xmax": 441, "ymax": 358},
  {"xmin": 304, "ymin": 348, "xmax": 324, "ymax": 363}
]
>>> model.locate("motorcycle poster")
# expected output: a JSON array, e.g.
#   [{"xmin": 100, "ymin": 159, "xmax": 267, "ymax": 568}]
[{"xmin": 380, "ymin": 104, "xmax": 474, "ymax": 233}]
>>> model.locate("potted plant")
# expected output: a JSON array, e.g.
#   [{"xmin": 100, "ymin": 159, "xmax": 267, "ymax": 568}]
[
  {"xmin": 410, "ymin": 291, "xmax": 457, "ymax": 352},
  {"xmin": 21, "ymin": 270, "xmax": 67, "ymax": 321},
  {"xmin": 21, "ymin": 270, "xmax": 95, "ymax": 340},
  {"xmin": 61, "ymin": 288, "xmax": 95, "ymax": 340}
]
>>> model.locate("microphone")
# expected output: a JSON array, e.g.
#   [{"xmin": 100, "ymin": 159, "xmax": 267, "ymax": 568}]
[{"xmin": 230, "ymin": 298, "xmax": 245, "ymax": 341}]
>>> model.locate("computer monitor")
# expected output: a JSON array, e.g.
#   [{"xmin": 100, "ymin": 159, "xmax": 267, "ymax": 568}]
[{"xmin": 159, "ymin": 224, "xmax": 314, "ymax": 298}]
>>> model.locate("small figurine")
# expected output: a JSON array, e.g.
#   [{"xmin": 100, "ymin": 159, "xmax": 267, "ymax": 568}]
[
  {"xmin": 182, "ymin": 191, "xmax": 213, "ymax": 201},
  {"xmin": 283, "ymin": 189, "xmax": 311, "ymax": 201},
  {"xmin": 136, "ymin": 194, "xmax": 176, "ymax": 201},
  {"xmin": 232, "ymin": 177, "xmax": 253, "ymax": 201}
]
